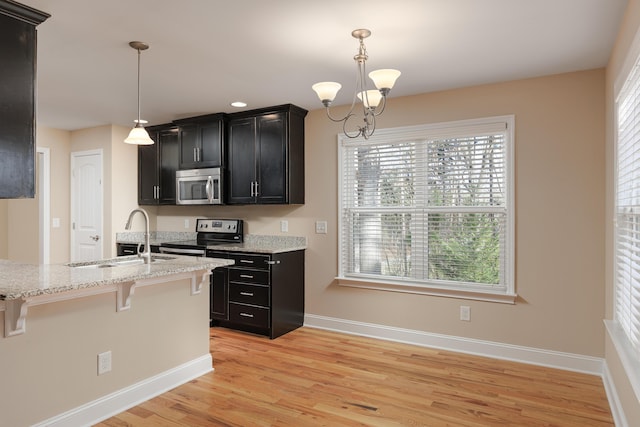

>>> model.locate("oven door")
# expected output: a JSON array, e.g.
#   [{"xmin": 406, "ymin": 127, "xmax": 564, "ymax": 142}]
[{"xmin": 176, "ymin": 169, "xmax": 221, "ymax": 205}]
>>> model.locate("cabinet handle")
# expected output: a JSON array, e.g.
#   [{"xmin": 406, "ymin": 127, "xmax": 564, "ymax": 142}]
[
  {"xmin": 193, "ymin": 147, "xmax": 197, "ymax": 162},
  {"xmin": 240, "ymin": 292, "xmax": 254, "ymax": 297},
  {"xmin": 240, "ymin": 274, "xmax": 254, "ymax": 279},
  {"xmin": 265, "ymin": 260, "xmax": 280, "ymax": 265},
  {"xmin": 198, "ymin": 147, "xmax": 201, "ymax": 162},
  {"xmin": 255, "ymin": 181, "xmax": 259, "ymax": 196},
  {"xmin": 250, "ymin": 181, "xmax": 255, "ymax": 197},
  {"xmin": 240, "ymin": 312, "xmax": 254, "ymax": 318}
]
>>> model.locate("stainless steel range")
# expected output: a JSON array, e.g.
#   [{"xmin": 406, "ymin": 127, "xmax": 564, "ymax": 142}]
[{"xmin": 159, "ymin": 219, "xmax": 243, "ymax": 256}]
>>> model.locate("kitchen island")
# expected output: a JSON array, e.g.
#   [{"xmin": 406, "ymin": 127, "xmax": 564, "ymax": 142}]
[{"xmin": 0, "ymin": 255, "xmax": 233, "ymax": 426}]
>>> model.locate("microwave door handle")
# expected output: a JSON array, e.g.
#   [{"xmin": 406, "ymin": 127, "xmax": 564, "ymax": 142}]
[{"xmin": 206, "ymin": 176, "xmax": 213, "ymax": 202}]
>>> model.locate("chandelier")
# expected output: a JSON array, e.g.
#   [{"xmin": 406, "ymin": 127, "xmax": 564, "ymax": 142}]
[
  {"xmin": 312, "ymin": 29, "xmax": 400, "ymax": 139},
  {"xmin": 124, "ymin": 41, "xmax": 154, "ymax": 145}
]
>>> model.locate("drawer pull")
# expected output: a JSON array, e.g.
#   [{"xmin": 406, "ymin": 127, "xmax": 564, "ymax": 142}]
[
  {"xmin": 240, "ymin": 312, "xmax": 254, "ymax": 318},
  {"xmin": 240, "ymin": 274, "xmax": 254, "ymax": 279},
  {"xmin": 240, "ymin": 292, "xmax": 254, "ymax": 297},
  {"xmin": 265, "ymin": 260, "xmax": 280, "ymax": 265},
  {"xmin": 240, "ymin": 260, "xmax": 254, "ymax": 264}
]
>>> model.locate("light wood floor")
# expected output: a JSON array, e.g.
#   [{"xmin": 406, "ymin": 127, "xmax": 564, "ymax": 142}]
[{"xmin": 97, "ymin": 327, "xmax": 614, "ymax": 426}]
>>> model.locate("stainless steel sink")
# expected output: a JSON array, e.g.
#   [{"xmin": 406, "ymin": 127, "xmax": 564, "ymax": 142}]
[{"xmin": 68, "ymin": 255, "xmax": 176, "ymax": 269}]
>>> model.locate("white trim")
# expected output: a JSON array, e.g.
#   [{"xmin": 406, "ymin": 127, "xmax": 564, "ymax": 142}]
[
  {"xmin": 614, "ymin": 24, "xmax": 640, "ymax": 99},
  {"xmin": 32, "ymin": 354, "xmax": 213, "ymax": 427},
  {"xmin": 304, "ymin": 314, "xmax": 604, "ymax": 375},
  {"xmin": 337, "ymin": 276, "xmax": 517, "ymax": 304},
  {"xmin": 36, "ymin": 147, "xmax": 50, "ymax": 264},
  {"xmin": 602, "ymin": 360, "xmax": 629, "ymax": 427},
  {"xmin": 604, "ymin": 319, "xmax": 640, "ymax": 401},
  {"xmin": 337, "ymin": 115, "xmax": 516, "ymax": 299}
]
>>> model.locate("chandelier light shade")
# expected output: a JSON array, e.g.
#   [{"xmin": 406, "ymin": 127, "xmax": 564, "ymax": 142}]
[
  {"xmin": 312, "ymin": 29, "xmax": 400, "ymax": 139},
  {"xmin": 124, "ymin": 41, "xmax": 154, "ymax": 145}
]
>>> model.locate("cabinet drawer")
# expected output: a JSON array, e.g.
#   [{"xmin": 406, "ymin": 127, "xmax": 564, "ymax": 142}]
[
  {"xmin": 229, "ymin": 253, "xmax": 270, "ymax": 270},
  {"xmin": 229, "ymin": 303, "xmax": 269, "ymax": 328},
  {"xmin": 228, "ymin": 268, "xmax": 269, "ymax": 285},
  {"xmin": 229, "ymin": 283, "xmax": 269, "ymax": 306}
]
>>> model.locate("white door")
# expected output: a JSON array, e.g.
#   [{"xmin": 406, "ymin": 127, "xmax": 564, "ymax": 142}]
[{"xmin": 71, "ymin": 150, "xmax": 103, "ymax": 262}]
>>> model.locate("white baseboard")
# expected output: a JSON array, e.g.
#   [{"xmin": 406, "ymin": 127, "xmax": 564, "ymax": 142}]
[
  {"xmin": 34, "ymin": 354, "xmax": 213, "ymax": 427},
  {"xmin": 602, "ymin": 361, "xmax": 628, "ymax": 427},
  {"xmin": 304, "ymin": 314, "xmax": 604, "ymax": 375}
]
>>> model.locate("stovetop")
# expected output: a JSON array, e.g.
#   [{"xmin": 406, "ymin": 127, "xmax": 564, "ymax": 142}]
[{"xmin": 161, "ymin": 219, "xmax": 243, "ymax": 249}]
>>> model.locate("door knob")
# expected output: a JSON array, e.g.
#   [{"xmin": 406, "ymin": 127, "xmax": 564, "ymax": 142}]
[{"xmin": 90, "ymin": 235, "xmax": 100, "ymax": 241}]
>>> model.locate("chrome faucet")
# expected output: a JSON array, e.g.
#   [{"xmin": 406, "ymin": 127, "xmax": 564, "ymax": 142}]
[{"xmin": 125, "ymin": 208, "xmax": 151, "ymax": 264}]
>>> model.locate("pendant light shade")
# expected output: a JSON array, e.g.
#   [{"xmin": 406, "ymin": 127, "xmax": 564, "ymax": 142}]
[
  {"xmin": 124, "ymin": 41, "xmax": 154, "ymax": 145},
  {"xmin": 125, "ymin": 121, "xmax": 154, "ymax": 145}
]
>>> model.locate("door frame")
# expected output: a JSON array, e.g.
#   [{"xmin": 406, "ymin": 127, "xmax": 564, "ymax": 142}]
[
  {"xmin": 70, "ymin": 149, "xmax": 104, "ymax": 261},
  {"xmin": 37, "ymin": 147, "xmax": 50, "ymax": 264}
]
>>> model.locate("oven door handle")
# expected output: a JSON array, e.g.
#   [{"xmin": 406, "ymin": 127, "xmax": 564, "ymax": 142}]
[{"xmin": 160, "ymin": 247, "xmax": 205, "ymax": 256}]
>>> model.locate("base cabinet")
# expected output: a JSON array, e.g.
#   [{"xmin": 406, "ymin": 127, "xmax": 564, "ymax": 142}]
[{"xmin": 207, "ymin": 249, "xmax": 304, "ymax": 339}]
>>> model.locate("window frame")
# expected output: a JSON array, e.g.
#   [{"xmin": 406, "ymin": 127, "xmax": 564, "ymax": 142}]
[
  {"xmin": 337, "ymin": 116, "xmax": 516, "ymax": 304},
  {"xmin": 610, "ymin": 24, "xmax": 640, "ymax": 401}
]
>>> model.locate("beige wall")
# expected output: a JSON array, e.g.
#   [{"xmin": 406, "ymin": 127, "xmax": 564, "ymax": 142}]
[
  {"xmin": 4, "ymin": 70, "xmax": 607, "ymax": 360},
  {"xmin": 0, "ymin": 200, "xmax": 7, "ymax": 258},
  {"xmin": 156, "ymin": 68, "xmax": 606, "ymax": 358},
  {"xmin": 6, "ymin": 127, "xmax": 71, "ymax": 264},
  {"xmin": 0, "ymin": 277, "xmax": 211, "ymax": 426},
  {"xmin": 605, "ymin": 0, "xmax": 640, "ymax": 422}
]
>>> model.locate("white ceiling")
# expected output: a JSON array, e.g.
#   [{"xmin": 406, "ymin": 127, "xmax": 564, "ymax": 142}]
[{"xmin": 19, "ymin": 0, "xmax": 628, "ymax": 131}]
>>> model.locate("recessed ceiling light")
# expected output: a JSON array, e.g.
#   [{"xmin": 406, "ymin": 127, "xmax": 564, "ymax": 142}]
[{"xmin": 231, "ymin": 101, "xmax": 247, "ymax": 108}]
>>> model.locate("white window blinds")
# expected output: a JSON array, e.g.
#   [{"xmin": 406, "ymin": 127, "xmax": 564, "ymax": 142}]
[
  {"xmin": 615, "ymin": 52, "xmax": 640, "ymax": 351},
  {"xmin": 339, "ymin": 117, "xmax": 513, "ymax": 294}
]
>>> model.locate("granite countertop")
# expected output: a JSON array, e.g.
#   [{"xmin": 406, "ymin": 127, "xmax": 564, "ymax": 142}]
[
  {"xmin": 0, "ymin": 255, "xmax": 233, "ymax": 301},
  {"xmin": 116, "ymin": 233, "xmax": 307, "ymax": 254}
]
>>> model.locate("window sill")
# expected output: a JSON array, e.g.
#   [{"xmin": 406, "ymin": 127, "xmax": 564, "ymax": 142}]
[{"xmin": 336, "ymin": 276, "xmax": 517, "ymax": 304}]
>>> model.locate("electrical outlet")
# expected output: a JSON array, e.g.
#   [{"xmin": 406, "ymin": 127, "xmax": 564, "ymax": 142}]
[
  {"xmin": 97, "ymin": 351, "xmax": 112, "ymax": 375},
  {"xmin": 460, "ymin": 306, "xmax": 471, "ymax": 322},
  {"xmin": 184, "ymin": 219, "xmax": 190, "ymax": 229},
  {"xmin": 315, "ymin": 221, "xmax": 328, "ymax": 234},
  {"xmin": 281, "ymin": 220, "xmax": 288, "ymax": 233}
]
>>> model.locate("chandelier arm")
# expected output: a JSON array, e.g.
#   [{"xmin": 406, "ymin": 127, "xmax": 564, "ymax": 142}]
[
  {"xmin": 371, "ymin": 94, "xmax": 388, "ymax": 117},
  {"xmin": 342, "ymin": 118, "xmax": 364, "ymax": 139}
]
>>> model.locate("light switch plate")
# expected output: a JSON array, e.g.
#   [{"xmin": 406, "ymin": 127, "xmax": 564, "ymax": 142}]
[{"xmin": 315, "ymin": 221, "xmax": 328, "ymax": 234}]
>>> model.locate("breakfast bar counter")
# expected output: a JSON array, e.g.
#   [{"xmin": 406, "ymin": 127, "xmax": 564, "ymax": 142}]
[
  {"xmin": 0, "ymin": 255, "xmax": 232, "ymax": 300},
  {"xmin": 0, "ymin": 255, "xmax": 233, "ymax": 426}
]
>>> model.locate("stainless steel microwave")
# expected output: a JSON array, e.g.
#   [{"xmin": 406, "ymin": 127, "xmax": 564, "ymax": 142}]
[{"xmin": 176, "ymin": 167, "xmax": 222, "ymax": 205}]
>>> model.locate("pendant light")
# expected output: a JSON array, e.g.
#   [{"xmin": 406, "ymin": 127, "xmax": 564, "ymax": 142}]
[
  {"xmin": 312, "ymin": 29, "xmax": 400, "ymax": 139},
  {"xmin": 124, "ymin": 41, "xmax": 154, "ymax": 145}
]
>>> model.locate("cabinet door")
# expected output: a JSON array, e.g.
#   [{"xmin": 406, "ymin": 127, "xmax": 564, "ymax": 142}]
[
  {"xmin": 210, "ymin": 267, "xmax": 229, "ymax": 321},
  {"xmin": 256, "ymin": 112, "xmax": 287, "ymax": 204},
  {"xmin": 158, "ymin": 129, "xmax": 179, "ymax": 204},
  {"xmin": 198, "ymin": 120, "xmax": 224, "ymax": 167},
  {"xmin": 227, "ymin": 117, "xmax": 257, "ymax": 204},
  {"xmin": 179, "ymin": 124, "xmax": 199, "ymax": 169},
  {"xmin": 138, "ymin": 142, "xmax": 159, "ymax": 205},
  {"xmin": 0, "ymin": 13, "xmax": 37, "ymax": 198}
]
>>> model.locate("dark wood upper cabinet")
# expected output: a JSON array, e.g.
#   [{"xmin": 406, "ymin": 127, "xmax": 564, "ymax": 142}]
[
  {"xmin": 138, "ymin": 125, "xmax": 179, "ymax": 205},
  {"xmin": 226, "ymin": 104, "xmax": 307, "ymax": 205},
  {"xmin": 174, "ymin": 113, "xmax": 227, "ymax": 170},
  {"xmin": 0, "ymin": 0, "xmax": 49, "ymax": 199}
]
